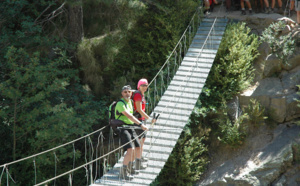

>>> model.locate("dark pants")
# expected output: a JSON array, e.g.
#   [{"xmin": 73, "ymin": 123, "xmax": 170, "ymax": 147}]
[
  {"xmin": 120, "ymin": 128, "xmax": 140, "ymax": 151},
  {"xmin": 135, "ymin": 120, "xmax": 147, "ymax": 139}
]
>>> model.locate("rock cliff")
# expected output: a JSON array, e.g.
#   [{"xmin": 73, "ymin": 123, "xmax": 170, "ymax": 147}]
[{"xmin": 198, "ymin": 8, "xmax": 300, "ymax": 186}]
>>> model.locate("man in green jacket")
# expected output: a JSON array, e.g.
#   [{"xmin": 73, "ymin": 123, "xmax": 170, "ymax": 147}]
[{"xmin": 115, "ymin": 85, "xmax": 148, "ymax": 180}]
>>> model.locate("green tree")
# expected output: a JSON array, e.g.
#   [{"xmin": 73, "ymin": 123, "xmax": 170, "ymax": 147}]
[
  {"xmin": 200, "ymin": 22, "xmax": 260, "ymax": 110},
  {"xmin": 155, "ymin": 127, "xmax": 209, "ymax": 186},
  {"xmin": 0, "ymin": 0, "xmax": 106, "ymax": 184}
]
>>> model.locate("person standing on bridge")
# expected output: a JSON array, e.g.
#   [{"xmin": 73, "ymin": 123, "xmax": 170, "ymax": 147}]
[
  {"xmin": 115, "ymin": 85, "xmax": 148, "ymax": 180},
  {"xmin": 133, "ymin": 79, "xmax": 156, "ymax": 164}
]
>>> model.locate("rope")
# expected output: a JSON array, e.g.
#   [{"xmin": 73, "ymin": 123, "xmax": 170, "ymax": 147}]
[
  {"xmin": 34, "ymin": 129, "xmax": 147, "ymax": 186},
  {"xmin": 69, "ymin": 173, "xmax": 72, "ymax": 186},
  {"xmin": 0, "ymin": 165, "xmax": 6, "ymax": 185},
  {"xmin": 88, "ymin": 136, "xmax": 94, "ymax": 185},
  {"xmin": 54, "ymin": 152, "xmax": 58, "ymax": 186},
  {"xmin": 33, "ymin": 157, "xmax": 37, "ymax": 185},
  {"xmin": 93, "ymin": 132, "xmax": 102, "ymax": 182},
  {"xmin": 5, "ymin": 166, "xmax": 16, "ymax": 184},
  {"xmin": 72, "ymin": 143, "xmax": 76, "ymax": 182},
  {"xmin": 84, "ymin": 138, "xmax": 88, "ymax": 185},
  {"xmin": 0, "ymin": 125, "xmax": 109, "ymax": 168}
]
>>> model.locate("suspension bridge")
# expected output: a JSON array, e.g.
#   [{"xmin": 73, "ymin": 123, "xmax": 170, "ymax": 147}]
[
  {"xmin": 0, "ymin": 6, "xmax": 228, "ymax": 186},
  {"xmin": 93, "ymin": 17, "xmax": 228, "ymax": 186}
]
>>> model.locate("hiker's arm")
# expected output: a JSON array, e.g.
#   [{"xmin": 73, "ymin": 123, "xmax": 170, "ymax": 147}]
[
  {"xmin": 136, "ymin": 101, "xmax": 156, "ymax": 124},
  {"xmin": 136, "ymin": 101, "xmax": 150, "ymax": 120},
  {"xmin": 121, "ymin": 111, "xmax": 148, "ymax": 131}
]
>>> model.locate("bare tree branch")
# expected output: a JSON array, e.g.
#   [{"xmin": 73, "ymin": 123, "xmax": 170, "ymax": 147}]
[
  {"xmin": 35, "ymin": 1, "xmax": 66, "ymax": 25},
  {"xmin": 34, "ymin": 0, "xmax": 59, "ymax": 24}
]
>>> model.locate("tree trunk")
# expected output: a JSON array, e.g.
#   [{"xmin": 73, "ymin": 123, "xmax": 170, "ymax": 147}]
[{"xmin": 68, "ymin": 0, "xmax": 84, "ymax": 44}]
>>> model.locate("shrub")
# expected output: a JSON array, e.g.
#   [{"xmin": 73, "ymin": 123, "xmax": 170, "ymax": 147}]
[
  {"xmin": 260, "ymin": 21, "xmax": 295, "ymax": 65},
  {"xmin": 154, "ymin": 127, "xmax": 209, "ymax": 186},
  {"xmin": 243, "ymin": 99, "xmax": 267, "ymax": 127},
  {"xmin": 200, "ymin": 22, "xmax": 260, "ymax": 110},
  {"xmin": 213, "ymin": 104, "xmax": 248, "ymax": 147},
  {"xmin": 292, "ymin": 143, "xmax": 300, "ymax": 164}
]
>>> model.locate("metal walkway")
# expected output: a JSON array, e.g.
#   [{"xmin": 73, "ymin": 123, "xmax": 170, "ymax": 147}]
[{"xmin": 92, "ymin": 17, "xmax": 228, "ymax": 186}]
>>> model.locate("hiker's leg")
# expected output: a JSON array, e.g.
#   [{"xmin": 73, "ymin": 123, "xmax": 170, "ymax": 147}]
[
  {"xmin": 277, "ymin": 0, "xmax": 282, "ymax": 8},
  {"xmin": 120, "ymin": 129, "xmax": 135, "ymax": 164},
  {"xmin": 246, "ymin": 1, "xmax": 252, "ymax": 9},
  {"xmin": 271, "ymin": 0, "xmax": 275, "ymax": 8},
  {"xmin": 123, "ymin": 148, "xmax": 134, "ymax": 165},
  {"xmin": 264, "ymin": 0, "xmax": 269, "ymax": 8},
  {"xmin": 241, "ymin": 0, "xmax": 245, "ymax": 9},
  {"xmin": 291, "ymin": 0, "xmax": 295, "ymax": 11}
]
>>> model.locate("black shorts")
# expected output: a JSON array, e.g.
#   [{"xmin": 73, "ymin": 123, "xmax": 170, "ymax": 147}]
[
  {"xmin": 135, "ymin": 121, "xmax": 147, "ymax": 139},
  {"xmin": 120, "ymin": 128, "xmax": 141, "ymax": 151}
]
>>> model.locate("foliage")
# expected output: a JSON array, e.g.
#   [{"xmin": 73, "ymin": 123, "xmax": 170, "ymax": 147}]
[
  {"xmin": 199, "ymin": 22, "xmax": 260, "ymax": 111},
  {"xmin": 189, "ymin": 22, "xmax": 260, "ymax": 146},
  {"xmin": 0, "ymin": 46, "xmax": 105, "ymax": 185},
  {"xmin": 78, "ymin": 0, "xmax": 199, "ymax": 97},
  {"xmin": 214, "ymin": 104, "xmax": 248, "ymax": 147},
  {"xmin": 292, "ymin": 143, "xmax": 300, "ymax": 164},
  {"xmin": 154, "ymin": 127, "xmax": 209, "ymax": 186},
  {"xmin": 170, "ymin": 22, "xmax": 261, "ymax": 182},
  {"xmin": 0, "ymin": 0, "xmax": 106, "ymax": 185},
  {"xmin": 243, "ymin": 99, "xmax": 267, "ymax": 127},
  {"xmin": 260, "ymin": 21, "xmax": 295, "ymax": 65}
]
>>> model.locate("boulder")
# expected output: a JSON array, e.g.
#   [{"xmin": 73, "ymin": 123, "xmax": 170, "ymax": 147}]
[
  {"xmin": 239, "ymin": 74, "xmax": 300, "ymax": 123},
  {"xmin": 253, "ymin": 56, "xmax": 265, "ymax": 83},
  {"xmin": 281, "ymin": 65, "xmax": 300, "ymax": 94},
  {"xmin": 198, "ymin": 125, "xmax": 300, "ymax": 186},
  {"xmin": 269, "ymin": 97, "xmax": 286, "ymax": 123},
  {"xmin": 263, "ymin": 54, "xmax": 282, "ymax": 77},
  {"xmin": 283, "ymin": 51, "xmax": 300, "ymax": 71},
  {"xmin": 286, "ymin": 93, "xmax": 300, "ymax": 121},
  {"xmin": 251, "ymin": 77, "xmax": 284, "ymax": 97}
]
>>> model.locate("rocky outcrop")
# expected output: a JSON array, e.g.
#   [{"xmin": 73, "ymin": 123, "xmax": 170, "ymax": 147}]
[
  {"xmin": 198, "ymin": 15, "xmax": 300, "ymax": 186},
  {"xmin": 198, "ymin": 124, "xmax": 300, "ymax": 186},
  {"xmin": 239, "ymin": 20, "xmax": 300, "ymax": 123},
  {"xmin": 197, "ymin": 8, "xmax": 300, "ymax": 186},
  {"xmin": 239, "ymin": 69, "xmax": 300, "ymax": 123}
]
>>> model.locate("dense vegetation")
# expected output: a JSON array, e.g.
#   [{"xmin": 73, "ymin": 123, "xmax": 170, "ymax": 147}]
[
  {"xmin": 4, "ymin": 0, "xmax": 291, "ymax": 185},
  {"xmin": 0, "ymin": 0, "xmax": 200, "ymax": 185},
  {"xmin": 78, "ymin": 0, "xmax": 199, "ymax": 98}
]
